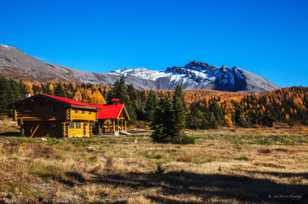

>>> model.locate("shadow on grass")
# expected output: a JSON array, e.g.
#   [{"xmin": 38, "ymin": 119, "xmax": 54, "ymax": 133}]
[
  {"xmin": 247, "ymin": 171, "xmax": 308, "ymax": 180},
  {"xmin": 37, "ymin": 168, "xmax": 308, "ymax": 204},
  {"xmin": 0, "ymin": 131, "xmax": 21, "ymax": 137},
  {"xmin": 38, "ymin": 171, "xmax": 86, "ymax": 187},
  {"xmin": 85, "ymin": 171, "xmax": 308, "ymax": 204}
]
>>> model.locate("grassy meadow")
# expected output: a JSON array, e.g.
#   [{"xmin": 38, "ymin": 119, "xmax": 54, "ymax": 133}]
[{"xmin": 0, "ymin": 123, "xmax": 308, "ymax": 203}]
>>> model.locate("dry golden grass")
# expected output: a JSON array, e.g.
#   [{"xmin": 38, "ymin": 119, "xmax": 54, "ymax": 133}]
[{"xmin": 0, "ymin": 125, "xmax": 308, "ymax": 203}]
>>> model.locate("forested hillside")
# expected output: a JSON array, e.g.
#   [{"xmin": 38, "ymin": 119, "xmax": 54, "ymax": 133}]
[{"xmin": 0, "ymin": 77, "xmax": 307, "ymax": 128}]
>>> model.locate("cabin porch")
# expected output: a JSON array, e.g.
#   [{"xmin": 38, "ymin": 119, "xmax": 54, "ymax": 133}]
[
  {"xmin": 21, "ymin": 121, "xmax": 63, "ymax": 137},
  {"xmin": 94, "ymin": 119, "xmax": 127, "ymax": 135}
]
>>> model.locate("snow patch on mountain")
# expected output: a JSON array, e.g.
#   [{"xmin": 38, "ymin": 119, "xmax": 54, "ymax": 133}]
[{"xmin": 114, "ymin": 68, "xmax": 169, "ymax": 81}]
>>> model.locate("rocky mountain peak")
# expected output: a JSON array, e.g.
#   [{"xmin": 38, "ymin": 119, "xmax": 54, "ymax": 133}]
[{"xmin": 184, "ymin": 60, "xmax": 217, "ymax": 72}]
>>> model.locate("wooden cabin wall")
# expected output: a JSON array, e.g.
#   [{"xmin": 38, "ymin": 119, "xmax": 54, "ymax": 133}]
[
  {"xmin": 67, "ymin": 108, "xmax": 96, "ymax": 121},
  {"xmin": 22, "ymin": 121, "xmax": 93, "ymax": 137},
  {"xmin": 66, "ymin": 121, "xmax": 92, "ymax": 137}
]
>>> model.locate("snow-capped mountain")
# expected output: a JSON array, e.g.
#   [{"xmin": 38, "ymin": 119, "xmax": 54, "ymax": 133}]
[
  {"xmin": 0, "ymin": 44, "xmax": 278, "ymax": 92},
  {"xmin": 111, "ymin": 61, "xmax": 278, "ymax": 92}
]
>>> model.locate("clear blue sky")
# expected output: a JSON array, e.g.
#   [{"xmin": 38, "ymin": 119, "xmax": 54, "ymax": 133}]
[{"xmin": 1, "ymin": 0, "xmax": 307, "ymax": 87}]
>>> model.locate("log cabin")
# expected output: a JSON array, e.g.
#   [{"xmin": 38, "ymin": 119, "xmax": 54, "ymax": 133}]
[
  {"xmin": 10, "ymin": 94, "xmax": 97, "ymax": 137},
  {"xmin": 10, "ymin": 94, "xmax": 130, "ymax": 137}
]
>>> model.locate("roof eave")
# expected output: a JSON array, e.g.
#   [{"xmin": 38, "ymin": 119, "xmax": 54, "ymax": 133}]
[{"xmin": 70, "ymin": 105, "xmax": 97, "ymax": 111}]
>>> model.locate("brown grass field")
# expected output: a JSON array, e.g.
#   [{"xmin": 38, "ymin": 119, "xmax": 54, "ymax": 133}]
[{"xmin": 0, "ymin": 121, "xmax": 308, "ymax": 203}]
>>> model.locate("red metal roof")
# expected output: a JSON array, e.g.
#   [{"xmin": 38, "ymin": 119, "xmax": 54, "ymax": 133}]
[
  {"xmin": 91, "ymin": 104, "xmax": 125, "ymax": 119},
  {"xmin": 42, "ymin": 94, "xmax": 94, "ymax": 108},
  {"xmin": 42, "ymin": 94, "xmax": 126, "ymax": 120}
]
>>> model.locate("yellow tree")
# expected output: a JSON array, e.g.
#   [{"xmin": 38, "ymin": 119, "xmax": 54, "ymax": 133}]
[{"xmin": 73, "ymin": 87, "xmax": 83, "ymax": 101}]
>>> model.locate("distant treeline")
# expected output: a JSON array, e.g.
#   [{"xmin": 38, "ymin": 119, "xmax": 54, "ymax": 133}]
[
  {"xmin": 0, "ymin": 76, "xmax": 307, "ymax": 127},
  {"xmin": 187, "ymin": 87, "xmax": 308, "ymax": 128}
]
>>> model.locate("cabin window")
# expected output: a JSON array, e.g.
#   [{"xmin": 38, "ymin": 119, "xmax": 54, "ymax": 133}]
[
  {"xmin": 75, "ymin": 122, "xmax": 81, "ymax": 128},
  {"xmin": 68, "ymin": 122, "xmax": 73, "ymax": 129},
  {"xmin": 68, "ymin": 122, "xmax": 81, "ymax": 129},
  {"xmin": 24, "ymin": 109, "xmax": 32, "ymax": 113}
]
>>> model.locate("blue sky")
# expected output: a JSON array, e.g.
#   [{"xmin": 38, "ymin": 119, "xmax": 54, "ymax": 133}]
[{"xmin": 1, "ymin": 0, "xmax": 308, "ymax": 87}]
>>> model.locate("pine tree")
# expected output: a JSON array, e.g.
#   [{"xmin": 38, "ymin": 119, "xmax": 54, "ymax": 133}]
[
  {"xmin": 65, "ymin": 83, "xmax": 75, "ymax": 98},
  {"xmin": 110, "ymin": 77, "xmax": 129, "ymax": 103},
  {"xmin": 172, "ymin": 85, "xmax": 186, "ymax": 137},
  {"xmin": 151, "ymin": 86, "xmax": 194, "ymax": 144},
  {"xmin": 0, "ymin": 77, "xmax": 9, "ymax": 113},
  {"xmin": 304, "ymin": 95, "xmax": 308, "ymax": 109},
  {"xmin": 108, "ymin": 77, "xmax": 137, "ymax": 120},
  {"xmin": 145, "ymin": 90, "xmax": 158, "ymax": 121},
  {"xmin": 208, "ymin": 98, "xmax": 224, "ymax": 126},
  {"xmin": 187, "ymin": 102, "xmax": 205, "ymax": 129},
  {"xmin": 0, "ymin": 78, "xmax": 26, "ymax": 114},
  {"xmin": 126, "ymin": 84, "xmax": 138, "ymax": 120},
  {"xmin": 7, "ymin": 79, "xmax": 20, "ymax": 102},
  {"xmin": 232, "ymin": 101, "xmax": 246, "ymax": 127},
  {"xmin": 150, "ymin": 97, "xmax": 175, "ymax": 143},
  {"xmin": 54, "ymin": 83, "xmax": 66, "ymax": 97},
  {"xmin": 206, "ymin": 112, "xmax": 218, "ymax": 129},
  {"xmin": 135, "ymin": 90, "xmax": 147, "ymax": 120}
]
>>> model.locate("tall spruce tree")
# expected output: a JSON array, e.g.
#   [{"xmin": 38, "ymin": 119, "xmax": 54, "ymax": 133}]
[
  {"xmin": 206, "ymin": 112, "xmax": 218, "ymax": 129},
  {"xmin": 187, "ymin": 101, "xmax": 205, "ymax": 129},
  {"xmin": 151, "ymin": 85, "xmax": 194, "ymax": 144},
  {"xmin": 208, "ymin": 98, "xmax": 225, "ymax": 126},
  {"xmin": 126, "ymin": 84, "xmax": 138, "ymax": 120},
  {"xmin": 135, "ymin": 90, "xmax": 147, "ymax": 120},
  {"xmin": 0, "ymin": 78, "xmax": 25, "ymax": 114},
  {"xmin": 145, "ymin": 90, "xmax": 158, "ymax": 121},
  {"xmin": 0, "ymin": 77, "xmax": 9, "ymax": 113},
  {"xmin": 110, "ymin": 76, "xmax": 129, "ymax": 103},
  {"xmin": 151, "ymin": 97, "xmax": 175, "ymax": 143},
  {"xmin": 7, "ymin": 80, "xmax": 22, "ymax": 106},
  {"xmin": 172, "ymin": 85, "xmax": 186, "ymax": 137},
  {"xmin": 108, "ymin": 77, "xmax": 137, "ymax": 121}
]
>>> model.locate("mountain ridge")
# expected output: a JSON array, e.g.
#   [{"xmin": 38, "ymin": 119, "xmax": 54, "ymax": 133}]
[{"xmin": 0, "ymin": 44, "xmax": 278, "ymax": 92}]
